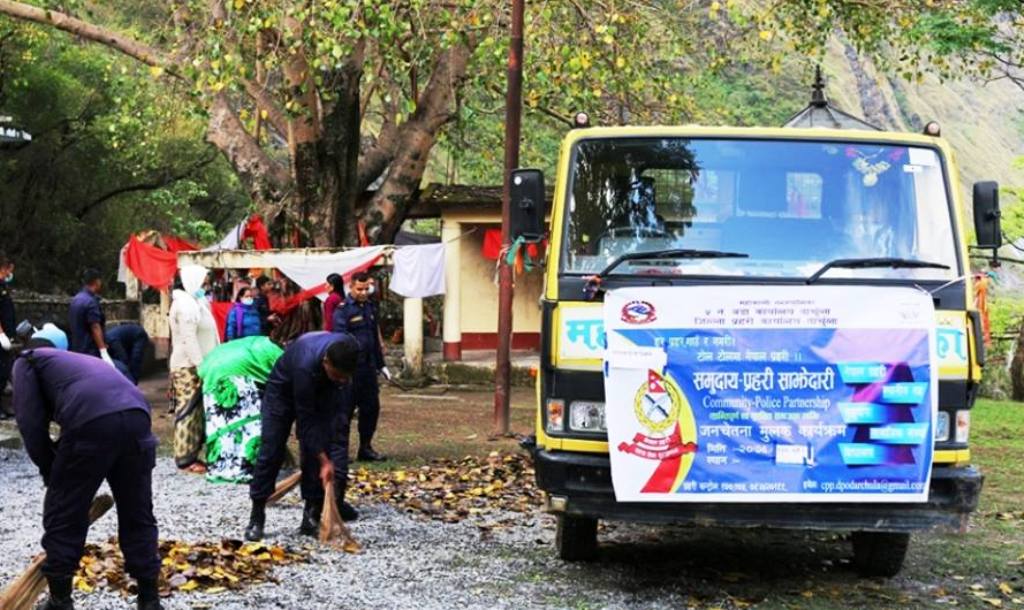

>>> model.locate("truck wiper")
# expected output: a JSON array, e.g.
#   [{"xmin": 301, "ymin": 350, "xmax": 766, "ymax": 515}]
[
  {"xmin": 596, "ymin": 248, "xmax": 749, "ymax": 279},
  {"xmin": 584, "ymin": 248, "xmax": 749, "ymax": 300},
  {"xmin": 805, "ymin": 257, "xmax": 950, "ymax": 285}
]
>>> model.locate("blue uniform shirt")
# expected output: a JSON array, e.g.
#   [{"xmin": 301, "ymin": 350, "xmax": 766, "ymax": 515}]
[
  {"xmin": 264, "ymin": 331, "xmax": 358, "ymax": 456},
  {"xmin": 331, "ymin": 297, "xmax": 383, "ymax": 370},
  {"xmin": 13, "ymin": 348, "xmax": 150, "ymax": 479},
  {"xmin": 69, "ymin": 288, "xmax": 105, "ymax": 356}
]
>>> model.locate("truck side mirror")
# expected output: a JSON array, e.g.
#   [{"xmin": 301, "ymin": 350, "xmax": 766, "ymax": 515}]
[
  {"xmin": 509, "ymin": 169, "xmax": 547, "ymax": 242},
  {"xmin": 973, "ymin": 181, "xmax": 1002, "ymax": 250}
]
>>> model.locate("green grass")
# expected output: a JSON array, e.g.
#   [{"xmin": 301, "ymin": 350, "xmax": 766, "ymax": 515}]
[{"xmin": 969, "ymin": 399, "xmax": 1024, "ymax": 512}]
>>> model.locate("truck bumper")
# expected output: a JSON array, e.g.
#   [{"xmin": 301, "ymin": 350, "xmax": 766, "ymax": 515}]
[{"xmin": 534, "ymin": 449, "xmax": 983, "ymax": 533}]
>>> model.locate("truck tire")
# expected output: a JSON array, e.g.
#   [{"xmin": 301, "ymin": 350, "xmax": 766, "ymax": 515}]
[
  {"xmin": 851, "ymin": 531, "xmax": 910, "ymax": 577},
  {"xmin": 556, "ymin": 514, "xmax": 598, "ymax": 561}
]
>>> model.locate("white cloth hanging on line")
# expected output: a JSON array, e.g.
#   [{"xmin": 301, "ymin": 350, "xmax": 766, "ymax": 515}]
[
  {"xmin": 204, "ymin": 219, "xmax": 244, "ymax": 251},
  {"xmin": 275, "ymin": 246, "xmax": 387, "ymax": 301},
  {"xmin": 390, "ymin": 243, "xmax": 445, "ymax": 298}
]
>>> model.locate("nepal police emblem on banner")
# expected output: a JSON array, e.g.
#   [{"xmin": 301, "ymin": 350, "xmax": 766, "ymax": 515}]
[
  {"xmin": 621, "ymin": 300, "xmax": 657, "ymax": 324},
  {"xmin": 617, "ymin": 369, "xmax": 699, "ymax": 493}
]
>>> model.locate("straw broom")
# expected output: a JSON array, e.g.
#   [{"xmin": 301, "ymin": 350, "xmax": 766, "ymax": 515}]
[
  {"xmin": 0, "ymin": 494, "xmax": 114, "ymax": 610},
  {"xmin": 319, "ymin": 480, "xmax": 359, "ymax": 552}
]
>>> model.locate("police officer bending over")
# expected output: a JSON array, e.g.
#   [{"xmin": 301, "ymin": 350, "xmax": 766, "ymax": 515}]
[
  {"xmin": 13, "ymin": 331, "xmax": 162, "ymax": 610},
  {"xmin": 245, "ymin": 332, "xmax": 360, "ymax": 541},
  {"xmin": 331, "ymin": 271, "xmax": 389, "ymax": 462}
]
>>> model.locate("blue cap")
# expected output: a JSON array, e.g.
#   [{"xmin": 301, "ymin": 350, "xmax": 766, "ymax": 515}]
[{"xmin": 32, "ymin": 323, "xmax": 68, "ymax": 351}]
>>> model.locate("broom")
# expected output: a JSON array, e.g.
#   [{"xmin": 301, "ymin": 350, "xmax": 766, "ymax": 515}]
[
  {"xmin": 319, "ymin": 480, "xmax": 359, "ymax": 553},
  {"xmin": 266, "ymin": 471, "xmax": 302, "ymax": 505},
  {"xmin": 0, "ymin": 494, "xmax": 114, "ymax": 610}
]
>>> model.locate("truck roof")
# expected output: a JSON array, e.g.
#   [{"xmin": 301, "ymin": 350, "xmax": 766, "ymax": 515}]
[{"xmin": 562, "ymin": 125, "xmax": 952, "ymax": 152}]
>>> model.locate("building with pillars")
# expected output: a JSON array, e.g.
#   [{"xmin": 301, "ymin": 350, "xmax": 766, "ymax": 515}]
[{"xmin": 406, "ymin": 184, "xmax": 550, "ymax": 361}]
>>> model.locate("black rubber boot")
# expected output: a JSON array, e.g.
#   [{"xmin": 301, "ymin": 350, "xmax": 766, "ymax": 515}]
[
  {"xmin": 136, "ymin": 576, "xmax": 162, "ymax": 610},
  {"xmin": 244, "ymin": 500, "xmax": 266, "ymax": 541},
  {"xmin": 299, "ymin": 499, "xmax": 322, "ymax": 536},
  {"xmin": 356, "ymin": 446, "xmax": 387, "ymax": 462},
  {"xmin": 338, "ymin": 500, "xmax": 359, "ymax": 522},
  {"xmin": 35, "ymin": 575, "xmax": 74, "ymax": 610}
]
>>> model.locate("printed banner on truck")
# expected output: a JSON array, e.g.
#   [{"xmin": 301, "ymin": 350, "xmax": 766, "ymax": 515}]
[{"xmin": 603, "ymin": 286, "xmax": 936, "ymax": 503}]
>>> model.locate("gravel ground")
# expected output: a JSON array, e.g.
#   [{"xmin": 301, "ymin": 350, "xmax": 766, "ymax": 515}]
[
  {"xmin": 0, "ymin": 448, "xmax": 705, "ymax": 610},
  {"xmin": 1, "ymin": 447, "xmax": 900, "ymax": 610}
]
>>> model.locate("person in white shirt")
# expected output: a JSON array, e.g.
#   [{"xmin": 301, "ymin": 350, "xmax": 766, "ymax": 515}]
[{"xmin": 169, "ymin": 264, "xmax": 220, "ymax": 474}]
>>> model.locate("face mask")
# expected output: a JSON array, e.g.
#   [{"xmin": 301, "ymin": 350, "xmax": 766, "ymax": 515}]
[
  {"xmin": 368, "ymin": 284, "xmax": 376, "ymax": 295},
  {"xmin": 4, "ymin": 273, "xmax": 12, "ymax": 283},
  {"xmin": 194, "ymin": 288, "xmax": 206, "ymax": 299},
  {"xmin": 241, "ymin": 297, "xmax": 254, "ymax": 306}
]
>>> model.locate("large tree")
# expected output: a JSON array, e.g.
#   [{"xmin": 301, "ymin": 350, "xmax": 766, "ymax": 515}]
[{"xmin": 1, "ymin": 0, "xmax": 1001, "ymax": 246}]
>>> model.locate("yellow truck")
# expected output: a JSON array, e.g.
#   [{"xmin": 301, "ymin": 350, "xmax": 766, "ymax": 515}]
[{"xmin": 511, "ymin": 120, "xmax": 995, "ymax": 577}]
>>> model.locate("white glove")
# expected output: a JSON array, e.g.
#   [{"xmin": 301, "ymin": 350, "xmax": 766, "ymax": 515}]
[
  {"xmin": 100, "ymin": 349, "xmax": 116, "ymax": 368},
  {"xmin": 0, "ymin": 333, "xmax": 10, "ymax": 351},
  {"xmin": 380, "ymin": 366, "xmax": 392, "ymax": 381}
]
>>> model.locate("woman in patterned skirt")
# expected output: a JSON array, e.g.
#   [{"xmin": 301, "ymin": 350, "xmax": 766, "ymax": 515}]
[
  {"xmin": 170, "ymin": 265, "xmax": 220, "ymax": 473},
  {"xmin": 196, "ymin": 336, "xmax": 283, "ymax": 483}
]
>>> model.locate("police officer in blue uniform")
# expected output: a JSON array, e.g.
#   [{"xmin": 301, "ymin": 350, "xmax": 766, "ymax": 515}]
[
  {"xmin": 331, "ymin": 271, "xmax": 388, "ymax": 462},
  {"xmin": 13, "ymin": 332, "xmax": 162, "ymax": 610},
  {"xmin": 245, "ymin": 332, "xmax": 361, "ymax": 542}
]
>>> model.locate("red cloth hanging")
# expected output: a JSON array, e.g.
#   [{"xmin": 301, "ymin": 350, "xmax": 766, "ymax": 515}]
[
  {"xmin": 210, "ymin": 301, "xmax": 233, "ymax": 341},
  {"xmin": 270, "ymin": 284, "xmax": 331, "ymax": 316},
  {"xmin": 482, "ymin": 228, "xmax": 502, "ymax": 260},
  {"xmin": 124, "ymin": 235, "xmax": 179, "ymax": 290},
  {"xmin": 242, "ymin": 215, "xmax": 272, "ymax": 250},
  {"xmin": 482, "ymin": 229, "xmax": 546, "ymax": 261},
  {"xmin": 162, "ymin": 235, "xmax": 199, "ymax": 253}
]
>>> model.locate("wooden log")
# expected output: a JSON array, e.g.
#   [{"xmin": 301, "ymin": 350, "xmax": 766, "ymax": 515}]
[{"xmin": 0, "ymin": 494, "xmax": 114, "ymax": 610}]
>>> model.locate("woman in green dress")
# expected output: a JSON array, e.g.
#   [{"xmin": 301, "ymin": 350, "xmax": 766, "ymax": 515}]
[{"xmin": 196, "ymin": 336, "xmax": 284, "ymax": 483}]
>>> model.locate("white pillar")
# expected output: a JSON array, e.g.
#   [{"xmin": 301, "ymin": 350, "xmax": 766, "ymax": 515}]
[
  {"xmin": 441, "ymin": 219, "xmax": 462, "ymax": 360},
  {"xmin": 403, "ymin": 297, "xmax": 424, "ymax": 376}
]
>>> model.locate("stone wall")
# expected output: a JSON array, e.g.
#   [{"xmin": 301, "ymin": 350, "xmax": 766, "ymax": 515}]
[{"xmin": 11, "ymin": 293, "xmax": 140, "ymax": 330}]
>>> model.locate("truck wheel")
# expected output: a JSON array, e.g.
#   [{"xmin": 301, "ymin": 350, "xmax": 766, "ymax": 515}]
[
  {"xmin": 851, "ymin": 531, "xmax": 910, "ymax": 577},
  {"xmin": 556, "ymin": 514, "xmax": 598, "ymax": 561}
]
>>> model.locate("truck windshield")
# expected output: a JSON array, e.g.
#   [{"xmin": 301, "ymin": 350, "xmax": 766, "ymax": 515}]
[{"xmin": 562, "ymin": 138, "xmax": 959, "ymax": 280}]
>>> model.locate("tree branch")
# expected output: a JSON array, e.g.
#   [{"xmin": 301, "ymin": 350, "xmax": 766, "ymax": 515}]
[
  {"xmin": 240, "ymin": 77, "xmax": 290, "ymax": 139},
  {"xmin": 75, "ymin": 153, "xmax": 218, "ymax": 219},
  {"xmin": 0, "ymin": 0, "xmax": 178, "ymax": 75}
]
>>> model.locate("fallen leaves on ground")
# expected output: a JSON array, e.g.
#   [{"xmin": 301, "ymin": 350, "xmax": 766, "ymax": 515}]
[
  {"xmin": 74, "ymin": 538, "xmax": 306, "ymax": 596},
  {"xmin": 350, "ymin": 451, "xmax": 543, "ymax": 524}
]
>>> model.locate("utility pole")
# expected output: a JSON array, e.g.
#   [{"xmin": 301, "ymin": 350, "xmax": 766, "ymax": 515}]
[{"xmin": 494, "ymin": 0, "xmax": 524, "ymax": 437}]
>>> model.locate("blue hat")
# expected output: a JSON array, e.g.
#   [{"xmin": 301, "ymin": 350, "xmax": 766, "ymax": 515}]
[{"xmin": 32, "ymin": 323, "xmax": 68, "ymax": 351}]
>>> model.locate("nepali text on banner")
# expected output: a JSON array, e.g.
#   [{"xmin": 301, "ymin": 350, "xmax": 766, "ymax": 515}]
[{"xmin": 602, "ymin": 285, "xmax": 937, "ymax": 503}]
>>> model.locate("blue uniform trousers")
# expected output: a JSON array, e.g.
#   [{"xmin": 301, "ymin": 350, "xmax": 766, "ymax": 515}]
[{"xmin": 42, "ymin": 410, "xmax": 159, "ymax": 579}]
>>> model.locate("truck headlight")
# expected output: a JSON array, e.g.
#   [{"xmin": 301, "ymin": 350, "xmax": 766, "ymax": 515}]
[
  {"xmin": 955, "ymin": 410, "xmax": 970, "ymax": 444},
  {"xmin": 569, "ymin": 401, "xmax": 606, "ymax": 432},
  {"xmin": 934, "ymin": 411, "xmax": 950, "ymax": 442},
  {"xmin": 545, "ymin": 399, "xmax": 565, "ymax": 433}
]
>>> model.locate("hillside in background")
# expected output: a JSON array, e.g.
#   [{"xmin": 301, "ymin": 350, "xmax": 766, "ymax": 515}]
[{"xmin": 824, "ymin": 41, "xmax": 1024, "ymax": 201}]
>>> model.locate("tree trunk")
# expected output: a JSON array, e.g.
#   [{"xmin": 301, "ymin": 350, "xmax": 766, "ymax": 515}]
[
  {"xmin": 1011, "ymin": 321, "xmax": 1024, "ymax": 402},
  {"xmin": 359, "ymin": 43, "xmax": 473, "ymax": 243},
  {"xmin": 206, "ymin": 94, "xmax": 291, "ymax": 217},
  {"xmin": 321, "ymin": 58, "xmax": 364, "ymax": 247}
]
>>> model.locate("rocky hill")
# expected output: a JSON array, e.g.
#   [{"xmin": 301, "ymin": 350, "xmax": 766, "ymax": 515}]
[{"xmin": 824, "ymin": 41, "xmax": 1024, "ymax": 203}]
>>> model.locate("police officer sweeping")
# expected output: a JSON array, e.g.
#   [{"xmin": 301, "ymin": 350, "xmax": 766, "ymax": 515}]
[
  {"xmin": 12, "ymin": 329, "xmax": 162, "ymax": 610},
  {"xmin": 245, "ymin": 331, "xmax": 361, "ymax": 542},
  {"xmin": 331, "ymin": 271, "xmax": 389, "ymax": 462}
]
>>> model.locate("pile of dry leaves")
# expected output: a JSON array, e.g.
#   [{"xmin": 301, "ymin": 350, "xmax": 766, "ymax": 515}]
[
  {"xmin": 74, "ymin": 539, "xmax": 305, "ymax": 596},
  {"xmin": 349, "ymin": 451, "xmax": 543, "ymax": 523}
]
